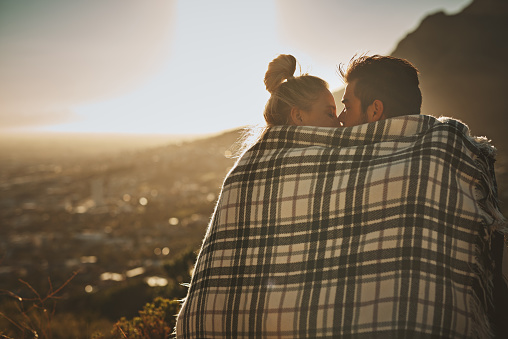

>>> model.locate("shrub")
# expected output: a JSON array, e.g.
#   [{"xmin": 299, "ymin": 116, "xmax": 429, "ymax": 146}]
[{"xmin": 110, "ymin": 297, "xmax": 181, "ymax": 339}]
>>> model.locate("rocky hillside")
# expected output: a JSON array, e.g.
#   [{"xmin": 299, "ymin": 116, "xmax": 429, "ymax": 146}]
[{"xmin": 391, "ymin": 0, "xmax": 508, "ymax": 151}]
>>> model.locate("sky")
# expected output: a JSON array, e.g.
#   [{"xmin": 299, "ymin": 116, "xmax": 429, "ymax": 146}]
[{"xmin": 0, "ymin": 0, "xmax": 473, "ymax": 136}]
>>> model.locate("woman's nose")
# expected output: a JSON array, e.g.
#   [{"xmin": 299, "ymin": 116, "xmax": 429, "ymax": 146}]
[{"xmin": 337, "ymin": 109, "xmax": 345, "ymax": 126}]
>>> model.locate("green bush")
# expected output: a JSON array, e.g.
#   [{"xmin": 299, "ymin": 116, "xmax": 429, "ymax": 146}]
[{"xmin": 110, "ymin": 297, "xmax": 181, "ymax": 339}]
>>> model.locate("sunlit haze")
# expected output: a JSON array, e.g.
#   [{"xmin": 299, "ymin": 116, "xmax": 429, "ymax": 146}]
[
  {"xmin": 0, "ymin": 0, "xmax": 472, "ymax": 135},
  {"xmin": 2, "ymin": 1, "xmax": 507, "ymax": 334}
]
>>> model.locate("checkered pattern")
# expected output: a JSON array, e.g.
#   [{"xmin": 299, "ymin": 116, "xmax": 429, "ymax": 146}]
[{"xmin": 176, "ymin": 115, "xmax": 506, "ymax": 338}]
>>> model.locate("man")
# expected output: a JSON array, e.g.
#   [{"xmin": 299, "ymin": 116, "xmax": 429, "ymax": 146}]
[
  {"xmin": 338, "ymin": 55, "xmax": 421, "ymax": 127},
  {"xmin": 337, "ymin": 54, "xmax": 508, "ymax": 338},
  {"xmin": 176, "ymin": 55, "xmax": 507, "ymax": 338}
]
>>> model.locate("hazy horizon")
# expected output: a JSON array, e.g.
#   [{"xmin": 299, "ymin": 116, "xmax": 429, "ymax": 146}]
[
  {"xmin": 0, "ymin": 0, "xmax": 473, "ymax": 135},
  {"xmin": 0, "ymin": 129, "xmax": 231, "ymax": 159}
]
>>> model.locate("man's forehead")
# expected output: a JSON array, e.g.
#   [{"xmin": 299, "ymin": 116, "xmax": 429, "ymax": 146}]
[
  {"xmin": 342, "ymin": 85, "xmax": 351, "ymax": 100},
  {"xmin": 343, "ymin": 80, "xmax": 357, "ymax": 99}
]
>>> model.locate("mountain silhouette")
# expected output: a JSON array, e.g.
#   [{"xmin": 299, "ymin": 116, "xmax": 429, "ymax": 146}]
[
  {"xmin": 333, "ymin": 0, "xmax": 508, "ymax": 151},
  {"xmin": 390, "ymin": 0, "xmax": 508, "ymax": 151}
]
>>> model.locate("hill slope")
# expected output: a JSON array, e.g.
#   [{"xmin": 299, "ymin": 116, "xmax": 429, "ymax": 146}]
[
  {"xmin": 333, "ymin": 0, "xmax": 508, "ymax": 151},
  {"xmin": 391, "ymin": 0, "xmax": 508, "ymax": 151}
]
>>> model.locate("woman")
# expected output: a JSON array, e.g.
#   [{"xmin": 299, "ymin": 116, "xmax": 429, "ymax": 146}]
[
  {"xmin": 232, "ymin": 53, "xmax": 340, "ymax": 157},
  {"xmin": 262, "ymin": 54, "xmax": 340, "ymax": 128},
  {"xmin": 176, "ymin": 54, "xmax": 344, "ymax": 338}
]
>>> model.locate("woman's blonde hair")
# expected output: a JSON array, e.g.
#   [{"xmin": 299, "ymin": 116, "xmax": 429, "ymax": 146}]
[
  {"xmin": 263, "ymin": 54, "xmax": 329, "ymax": 126},
  {"xmin": 230, "ymin": 54, "xmax": 330, "ymax": 158}
]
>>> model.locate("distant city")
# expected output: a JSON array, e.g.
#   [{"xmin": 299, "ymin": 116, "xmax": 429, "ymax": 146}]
[{"xmin": 0, "ymin": 130, "xmax": 239, "ymax": 302}]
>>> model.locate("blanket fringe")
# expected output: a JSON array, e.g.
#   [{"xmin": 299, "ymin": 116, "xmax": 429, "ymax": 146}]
[
  {"xmin": 469, "ymin": 133, "xmax": 507, "ymax": 338},
  {"xmin": 471, "ymin": 135, "xmax": 508, "ymax": 234}
]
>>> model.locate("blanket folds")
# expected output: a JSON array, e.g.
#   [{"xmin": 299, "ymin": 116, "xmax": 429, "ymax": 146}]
[{"xmin": 176, "ymin": 115, "xmax": 507, "ymax": 338}]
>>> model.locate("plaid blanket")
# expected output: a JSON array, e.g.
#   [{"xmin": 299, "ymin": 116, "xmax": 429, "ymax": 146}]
[{"xmin": 176, "ymin": 114, "xmax": 507, "ymax": 338}]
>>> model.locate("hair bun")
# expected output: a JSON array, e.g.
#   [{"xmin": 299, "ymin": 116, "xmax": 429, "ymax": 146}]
[{"xmin": 264, "ymin": 54, "xmax": 297, "ymax": 94}]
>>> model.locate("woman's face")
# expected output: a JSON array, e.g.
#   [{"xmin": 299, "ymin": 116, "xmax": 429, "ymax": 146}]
[{"xmin": 298, "ymin": 90, "xmax": 341, "ymax": 128}]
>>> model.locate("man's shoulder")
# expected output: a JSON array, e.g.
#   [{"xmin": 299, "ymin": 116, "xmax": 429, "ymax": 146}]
[{"xmin": 430, "ymin": 115, "xmax": 497, "ymax": 160}]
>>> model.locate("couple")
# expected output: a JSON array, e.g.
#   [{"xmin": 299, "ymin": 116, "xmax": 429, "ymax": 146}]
[{"xmin": 176, "ymin": 54, "xmax": 507, "ymax": 338}]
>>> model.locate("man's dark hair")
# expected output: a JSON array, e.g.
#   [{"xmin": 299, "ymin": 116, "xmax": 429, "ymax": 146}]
[{"xmin": 339, "ymin": 55, "xmax": 422, "ymax": 118}]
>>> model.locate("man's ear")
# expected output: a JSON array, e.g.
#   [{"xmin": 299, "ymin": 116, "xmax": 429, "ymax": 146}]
[
  {"xmin": 366, "ymin": 99, "xmax": 384, "ymax": 122},
  {"xmin": 290, "ymin": 107, "xmax": 304, "ymax": 125}
]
